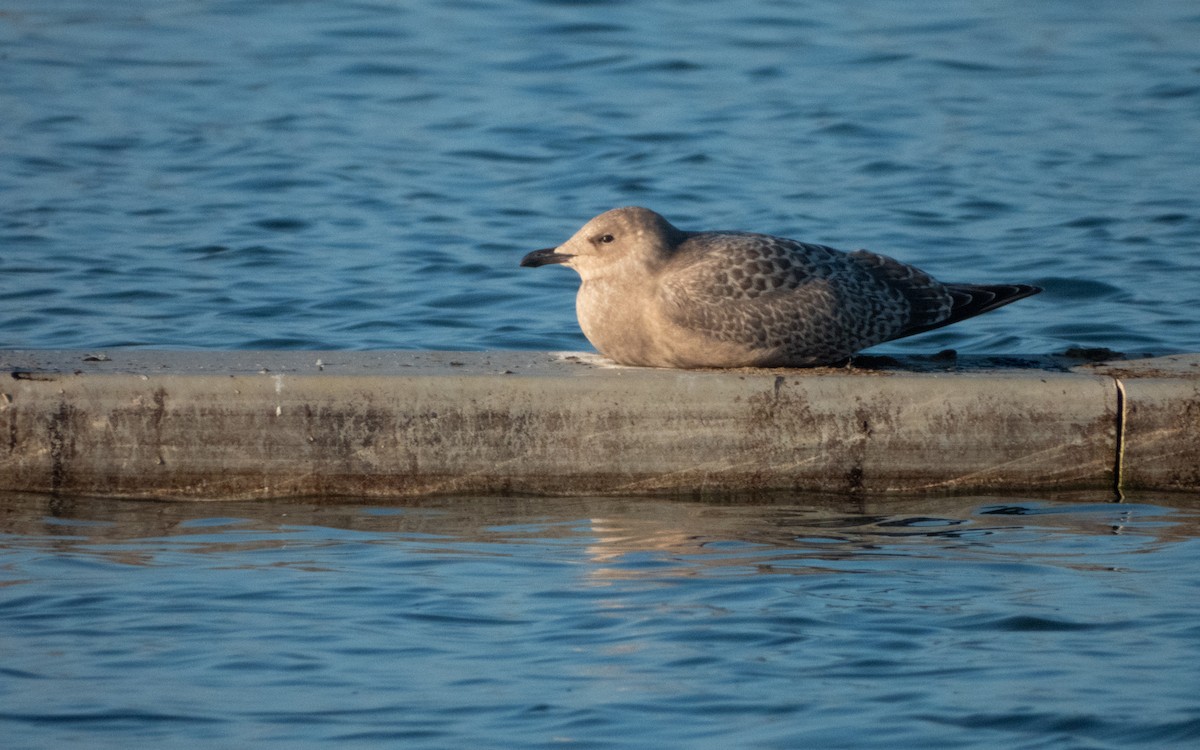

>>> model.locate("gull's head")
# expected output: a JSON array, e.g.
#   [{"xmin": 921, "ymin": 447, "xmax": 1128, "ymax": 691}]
[{"xmin": 520, "ymin": 206, "xmax": 684, "ymax": 278}]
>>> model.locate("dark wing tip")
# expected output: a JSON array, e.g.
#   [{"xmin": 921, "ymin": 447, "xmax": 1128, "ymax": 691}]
[
  {"xmin": 890, "ymin": 283, "xmax": 1041, "ymax": 341},
  {"xmin": 952, "ymin": 283, "xmax": 1042, "ymax": 312}
]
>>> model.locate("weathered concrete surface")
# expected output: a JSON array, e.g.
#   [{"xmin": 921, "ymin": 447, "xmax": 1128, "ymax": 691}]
[
  {"xmin": 1082, "ymin": 355, "xmax": 1200, "ymax": 494},
  {"xmin": 0, "ymin": 349, "xmax": 1193, "ymax": 501}
]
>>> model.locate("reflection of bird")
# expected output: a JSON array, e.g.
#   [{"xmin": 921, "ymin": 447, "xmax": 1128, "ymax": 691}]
[{"xmin": 521, "ymin": 206, "xmax": 1040, "ymax": 368}]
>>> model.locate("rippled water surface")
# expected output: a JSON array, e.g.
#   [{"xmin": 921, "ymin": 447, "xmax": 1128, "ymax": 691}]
[
  {"xmin": 5, "ymin": 6, "xmax": 1200, "ymax": 747},
  {"xmin": 2, "ymin": 0, "xmax": 1199, "ymax": 354},
  {"xmin": 2, "ymin": 494, "xmax": 1199, "ymax": 748}
]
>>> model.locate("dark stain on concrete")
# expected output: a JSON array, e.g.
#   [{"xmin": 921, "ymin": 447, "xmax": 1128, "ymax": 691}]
[
  {"xmin": 152, "ymin": 387, "xmax": 167, "ymax": 466},
  {"xmin": 48, "ymin": 399, "xmax": 75, "ymax": 495}
]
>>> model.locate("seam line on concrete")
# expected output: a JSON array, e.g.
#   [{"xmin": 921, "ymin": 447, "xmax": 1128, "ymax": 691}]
[{"xmin": 1113, "ymin": 376, "xmax": 1127, "ymax": 501}]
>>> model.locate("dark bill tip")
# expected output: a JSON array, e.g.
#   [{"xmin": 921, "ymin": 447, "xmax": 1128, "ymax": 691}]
[{"xmin": 520, "ymin": 248, "xmax": 573, "ymax": 268}]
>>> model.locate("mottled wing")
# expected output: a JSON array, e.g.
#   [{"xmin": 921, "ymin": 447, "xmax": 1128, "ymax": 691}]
[
  {"xmin": 844, "ymin": 248, "xmax": 955, "ymax": 337},
  {"xmin": 659, "ymin": 233, "xmax": 937, "ymax": 363}
]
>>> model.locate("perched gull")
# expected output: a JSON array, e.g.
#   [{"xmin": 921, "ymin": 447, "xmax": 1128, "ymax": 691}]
[{"xmin": 521, "ymin": 206, "xmax": 1041, "ymax": 368}]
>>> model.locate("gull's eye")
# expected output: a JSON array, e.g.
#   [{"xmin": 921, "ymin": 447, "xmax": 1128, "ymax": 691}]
[{"xmin": 597, "ymin": 234, "xmax": 615, "ymax": 244}]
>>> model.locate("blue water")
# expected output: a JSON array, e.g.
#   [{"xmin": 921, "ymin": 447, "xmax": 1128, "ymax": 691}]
[
  {"xmin": 4, "ymin": 4, "xmax": 1200, "ymax": 747},
  {"xmin": 2, "ymin": 0, "xmax": 1199, "ymax": 355},
  {"xmin": 2, "ymin": 494, "xmax": 1199, "ymax": 749}
]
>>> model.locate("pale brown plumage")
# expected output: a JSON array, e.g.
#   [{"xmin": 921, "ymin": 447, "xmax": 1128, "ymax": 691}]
[{"xmin": 521, "ymin": 206, "xmax": 1040, "ymax": 368}]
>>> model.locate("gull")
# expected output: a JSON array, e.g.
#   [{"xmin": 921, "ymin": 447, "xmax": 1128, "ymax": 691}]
[{"xmin": 521, "ymin": 206, "xmax": 1040, "ymax": 368}]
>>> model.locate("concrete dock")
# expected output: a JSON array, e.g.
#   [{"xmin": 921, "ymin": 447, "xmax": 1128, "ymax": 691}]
[{"xmin": 2, "ymin": 350, "xmax": 1197, "ymax": 500}]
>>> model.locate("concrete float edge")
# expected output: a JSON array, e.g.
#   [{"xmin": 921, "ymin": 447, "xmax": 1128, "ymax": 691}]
[{"xmin": 1, "ymin": 350, "xmax": 1197, "ymax": 500}]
